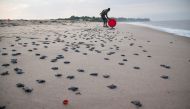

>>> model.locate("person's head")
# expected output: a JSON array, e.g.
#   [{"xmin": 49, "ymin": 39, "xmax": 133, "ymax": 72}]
[{"xmin": 108, "ymin": 8, "xmax": 110, "ymax": 11}]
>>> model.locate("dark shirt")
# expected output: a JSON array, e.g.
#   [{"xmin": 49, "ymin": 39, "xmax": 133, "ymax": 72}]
[{"xmin": 100, "ymin": 9, "xmax": 109, "ymax": 17}]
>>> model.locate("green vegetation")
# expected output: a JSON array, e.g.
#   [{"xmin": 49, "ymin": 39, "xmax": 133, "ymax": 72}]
[{"xmin": 58, "ymin": 16, "xmax": 150, "ymax": 22}]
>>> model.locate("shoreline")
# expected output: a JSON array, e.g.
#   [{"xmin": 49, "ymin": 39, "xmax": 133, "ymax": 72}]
[{"xmin": 122, "ymin": 22, "xmax": 190, "ymax": 38}]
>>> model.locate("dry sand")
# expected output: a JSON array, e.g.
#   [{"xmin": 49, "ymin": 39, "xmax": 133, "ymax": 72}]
[{"xmin": 0, "ymin": 20, "xmax": 190, "ymax": 109}]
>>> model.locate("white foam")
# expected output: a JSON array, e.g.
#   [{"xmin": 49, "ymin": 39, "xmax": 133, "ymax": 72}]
[{"xmin": 124, "ymin": 22, "xmax": 190, "ymax": 38}]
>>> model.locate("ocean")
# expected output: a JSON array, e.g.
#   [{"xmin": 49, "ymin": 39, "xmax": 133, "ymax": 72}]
[{"xmin": 125, "ymin": 20, "xmax": 190, "ymax": 38}]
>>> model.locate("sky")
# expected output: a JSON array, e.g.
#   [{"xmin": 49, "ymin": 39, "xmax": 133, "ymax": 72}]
[{"xmin": 0, "ymin": 0, "xmax": 190, "ymax": 21}]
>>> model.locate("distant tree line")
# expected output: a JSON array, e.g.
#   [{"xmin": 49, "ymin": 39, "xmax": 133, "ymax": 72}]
[{"xmin": 57, "ymin": 16, "xmax": 150, "ymax": 22}]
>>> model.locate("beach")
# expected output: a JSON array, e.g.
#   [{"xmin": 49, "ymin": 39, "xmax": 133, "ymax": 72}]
[{"xmin": 0, "ymin": 20, "xmax": 190, "ymax": 109}]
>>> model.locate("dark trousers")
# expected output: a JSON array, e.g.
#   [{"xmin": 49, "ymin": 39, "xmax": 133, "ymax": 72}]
[{"xmin": 101, "ymin": 15, "xmax": 107, "ymax": 26}]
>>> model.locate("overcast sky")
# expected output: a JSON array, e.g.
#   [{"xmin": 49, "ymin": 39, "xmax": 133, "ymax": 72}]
[{"xmin": 0, "ymin": 0, "xmax": 190, "ymax": 21}]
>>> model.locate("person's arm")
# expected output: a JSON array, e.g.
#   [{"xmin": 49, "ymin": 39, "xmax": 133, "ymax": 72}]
[
  {"xmin": 105, "ymin": 10, "xmax": 109, "ymax": 19},
  {"xmin": 106, "ymin": 13, "xmax": 109, "ymax": 19}
]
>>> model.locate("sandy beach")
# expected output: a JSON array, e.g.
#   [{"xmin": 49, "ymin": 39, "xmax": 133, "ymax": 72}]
[{"xmin": 0, "ymin": 20, "xmax": 190, "ymax": 109}]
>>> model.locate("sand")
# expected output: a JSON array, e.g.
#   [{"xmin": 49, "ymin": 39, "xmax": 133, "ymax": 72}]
[{"xmin": 0, "ymin": 20, "xmax": 190, "ymax": 109}]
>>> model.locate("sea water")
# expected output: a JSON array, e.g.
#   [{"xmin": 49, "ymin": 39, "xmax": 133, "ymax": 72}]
[{"xmin": 125, "ymin": 20, "xmax": 190, "ymax": 38}]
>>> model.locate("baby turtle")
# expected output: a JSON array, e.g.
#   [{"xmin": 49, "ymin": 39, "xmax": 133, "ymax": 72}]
[
  {"xmin": 121, "ymin": 54, "xmax": 125, "ymax": 57},
  {"xmin": 40, "ymin": 56, "xmax": 47, "ymax": 59},
  {"xmin": 75, "ymin": 50, "xmax": 80, "ymax": 53},
  {"xmin": 129, "ymin": 43, "xmax": 134, "ymax": 46},
  {"xmin": 55, "ymin": 74, "xmax": 62, "ymax": 77},
  {"xmin": 133, "ymin": 66, "xmax": 140, "ymax": 70},
  {"xmin": 133, "ymin": 53, "xmax": 139, "ymax": 56},
  {"xmin": 33, "ymin": 48, "xmax": 38, "ymax": 50},
  {"xmin": 123, "ymin": 59, "xmax": 128, "ymax": 61},
  {"xmin": 67, "ymin": 75, "xmax": 75, "ymax": 79},
  {"xmin": 64, "ymin": 61, "xmax": 70, "ymax": 64},
  {"xmin": 118, "ymin": 62, "xmax": 124, "ymax": 65},
  {"xmin": 83, "ymin": 53, "xmax": 87, "ymax": 55},
  {"xmin": 36, "ymin": 80, "xmax": 46, "ymax": 84},
  {"xmin": 147, "ymin": 55, "xmax": 152, "ymax": 58},
  {"xmin": 104, "ymin": 58, "xmax": 109, "ymax": 60},
  {"xmin": 107, "ymin": 84, "xmax": 117, "ymax": 89},
  {"xmin": 23, "ymin": 87, "xmax": 33, "ymax": 93},
  {"xmin": 142, "ymin": 50, "xmax": 147, "ymax": 52},
  {"xmin": 68, "ymin": 86, "xmax": 79, "ymax": 92},
  {"xmin": 51, "ymin": 59, "xmax": 57, "ymax": 62},
  {"xmin": 161, "ymin": 75, "xmax": 169, "ymax": 79},
  {"xmin": 14, "ymin": 67, "xmax": 22, "ymax": 72},
  {"xmin": 11, "ymin": 59, "xmax": 17, "ymax": 64},
  {"xmin": 16, "ymin": 71, "xmax": 24, "ymax": 74},
  {"xmin": 2, "ymin": 53, "xmax": 8, "ymax": 56},
  {"xmin": 16, "ymin": 83, "xmax": 25, "ymax": 88},
  {"xmin": 1, "ymin": 64, "xmax": 10, "ymax": 67},
  {"xmin": 103, "ymin": 74, "xmax": 110, "ymax": 78},
  {"xmin": 90, "ymin": 73, "xmax": 98, "ymax": 76},
  {"xmin": 12, "ymin": 53, "xmax": 21, "ymax": 56},
  {"xmin": 12, "ymin": 49, "xmax": 17, "ymax": 52},
  {"xmin": 28, "ymin": 49, "xmax": 33, "ymax": 52},
  {"xmin": 56, "ymin": 55, "xmax": 64, "ymax": 59},
  {"xmin": 77, "ymin": 69, "xmax": 85, "ymax": 72},
  {"xmin": 1, "ymin": 71, "xmax": 9, "ymax": 76},
  {"xmin": 75, "ymin": 92, "xmax": 81, "ymax": 95},
  {"xmin": 14, "ymin": 68, "xmax": 24, "ymax": 74},
  {"xmin": 131, "ymin": 100, "xmax": 142, "ymax": 107},
  {"xmin": 35, "ymin": 53, "xmax": 40, "ymax": 56},
  {"xmin": 0, "ymin": 105, "xmax": 6, "ymax": 109},
  {"xmin": 95, "ymin": 50, "xmax": 101, "ymax": 53},
  {"xmin": 160, "ymin": 64, "xmax": 171, "ymax": 69},
  {"xmin": 107, "ymin": 52, "xmax": 115, "ymax": 55},
  {"xmin": 51, "ymin": 67, "xmax": 58, "ymax": 70}
]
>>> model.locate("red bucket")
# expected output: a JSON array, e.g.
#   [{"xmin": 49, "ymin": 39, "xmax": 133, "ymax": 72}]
[
  {"xmin": 63, "ymin": 99, "xmax": 69, "ymax": 105},
  {"xmin": 108, "ymin": 18, "xmax": 117, "ymax": 27}
]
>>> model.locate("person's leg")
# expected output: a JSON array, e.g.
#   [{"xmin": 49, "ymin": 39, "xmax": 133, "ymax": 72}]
[
  {"xmin": 105, "ymin": 19, "xmax": 108, "ymax": 27},
  {"xmin": 101, "ymin": 16, "xmax": 105, "ymax": 27},
  {"xmin": 103, "ymin": 20, "xmax": 106, "ymax": 27}
]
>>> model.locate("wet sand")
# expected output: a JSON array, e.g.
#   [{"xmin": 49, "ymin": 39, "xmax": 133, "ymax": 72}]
[{"xmin": 0, "ymin": 20, "xmax": 190, "ymax": 109}]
